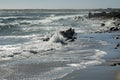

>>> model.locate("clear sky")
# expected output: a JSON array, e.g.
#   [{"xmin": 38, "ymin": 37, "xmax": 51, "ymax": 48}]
[{"xmin": 0, "ymin": 0, "xmax": 120, "ymax": 9}]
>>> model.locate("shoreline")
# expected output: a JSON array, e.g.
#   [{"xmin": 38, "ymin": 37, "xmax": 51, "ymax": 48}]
[
  {"xmin": 55, "ymin": 31, "xmax": 120, "ymax": 80},
  {"xmin": 0, "ymin": 10, "xmax": 120, "ymax": 80},
  {"xmin": 56, "ymin": 59, "xmax": 120, "ymax": 80}
]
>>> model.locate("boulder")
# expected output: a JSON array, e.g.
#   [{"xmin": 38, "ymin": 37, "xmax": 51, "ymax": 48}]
[
  {"xmin": 111, "ymin": 63, "xmax": 120, "ymax": 66},
  {"xmin": 13, "ymin": 52, "xmax": 21, "ymax": 55},
  {"xmin": 29, "ymin": 50, "xmax": 38, "ymax": 54},
  {"xmin": 101, "ymin": 23, "xmax": 105, "ymax": 26},
  {"xmin": 110, "ymin": 27, "xmax": 120, "ymax": 31},
  {"xmin": 43, "ymin": 28, "xmax": 77, "ymax": 43},
  {"xmin": 43, "ymin": 37, "xmax": 50, "ymax": 41},
  {"xmin": 60, "ymin": 28, "xmax": 76, "ymax": 41},
  {"xmin": 115, "ymin": 44, "xmax": 120, "ymax": 49},
  {"xmin": 8, "ymin": 54, "xmax": 14, "ymax": 57}
]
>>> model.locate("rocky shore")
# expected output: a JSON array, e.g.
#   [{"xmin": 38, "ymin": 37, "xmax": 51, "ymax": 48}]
[{"xmin": 89, "ymin": 11, "xmax": 120, "ymax": 19}]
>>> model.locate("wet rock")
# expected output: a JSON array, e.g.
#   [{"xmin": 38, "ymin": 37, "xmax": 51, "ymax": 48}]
[
  {"xmin": 114, "ymin": 35, "xmax": 120, "ymax": 39},
  {"xmin": 89, "ymin": 11, "xmax": 120, "ymax": 19},
  {"xmin": 43, "ymin": 28, "xmax": 76, "ymax": 44},
  {"xmin": 43, "ymin": 37, "xmax": 50, "ymax": 41},
  {"xmin": 8, "ymin": 54, "xmax": 14, "ymax": 57},
  {"xmin": 29, "ymin": 50, "xmax": 38, "ymax": 54},
  {"xmin": 88, "ymin": 12, "xmax": 92, "ymax": 19},
  {"xmin": 115, "ymin": 44, "xmax": 120, "ymax": 49},
  {"xmin": 74, "ymin": 16, "xmax": 84, "ymax": 21},
  {"xmin": 13, "ymin": 52, "xmax": 21, "ymax": 55},
  {"xmin": 111, "ymin": 63, "xmax": 120, "ymax": 66},
  {"xmin": 110, "ymin": 27, "xmax": 120, "ymax": 31},
  {"xmin": 60, "ymin": 28, "xmax": 76, "ymax": 42},
  {"xmin": 101, "ymin": 23, "xmax": 105, "ymax": 26}
]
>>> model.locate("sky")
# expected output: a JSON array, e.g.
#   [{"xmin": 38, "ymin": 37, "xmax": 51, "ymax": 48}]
[{"xmin": 0, "ymin": 0, "xmax": 120, "ymax": 9}]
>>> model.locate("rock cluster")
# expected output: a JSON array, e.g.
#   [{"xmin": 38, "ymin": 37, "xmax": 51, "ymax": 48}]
[
  {"xmin": 89, "ymin": 11, "xmax": 120, "ymax": 19},
  {"xmin": 60, "ymin": 28, "xmax": 76, "ymax": 42},
  {"xmin": 43, "ymin": 28, "xmax": 77, "ymax": 43}
]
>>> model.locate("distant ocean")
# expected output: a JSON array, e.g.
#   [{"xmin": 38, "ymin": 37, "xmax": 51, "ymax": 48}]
[{"xmin": 0, "ymin": 9, "xmax": 119, "ymax": 80}]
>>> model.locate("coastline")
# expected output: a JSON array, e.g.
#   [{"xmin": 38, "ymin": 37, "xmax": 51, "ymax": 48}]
[
  {"xmin": 56, "ymin": 65, "xmax": 120, "ymax": 80},
  {"xmin": 0, "ymin": 9, "xmax": 120, "ymax": 80},
  {"xmin": 55, "ymin": 31, "xmax": 120, "ymax": 80},
  {"xmin": 56, "ymin": 57, "xmax": 120, "ymax": 80}
]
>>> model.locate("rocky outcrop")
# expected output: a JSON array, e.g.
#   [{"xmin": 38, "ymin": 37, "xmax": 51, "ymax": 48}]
[
  {"xmin": 89, "ymin": 11, "xmax": 120, "ymax": 19},
  {"xmin": 109, "ymin": 27, "xmax": 120, "ymax": 31},
  {"xmin": 43, "ymin": 28, "xmax": 77, "ymax": 44},
  {"xmin": 60, "ymin": 28, "xmax": 76, "ymax": 42},
  {"xmin": 74, "ymin": 16, "xmax": 84, "ymax": 21}
]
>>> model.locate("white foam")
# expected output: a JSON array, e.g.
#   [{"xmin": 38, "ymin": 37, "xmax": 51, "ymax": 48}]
[
  {"xmin": 0, "ymin": 16, "xmax": 17, "ymax": 19},
  {"xmin": 105, "ymin": 20, "xmax": 115, "ymax": 27},
  {"xmin": 67, "ymin": 49, "xmax": 106, "ymax": 68},
  {"xmin": 67, "ymin": 63, "xmax": 83, "ymax": 67},
  {"xmin": 49, "ymin": 31, "xmax": 65, "ymax": 43},
  {"xmin": 19, "ymin": 14, "xmax": 83, "ymax": 25},
  {"xmin": 35, "ymin": 67, "xmax": 73, "ymax": 80},
  {"xmin": 93, "ymin": 49, "xmax": 107, "ymax": 58},
  {"xmin": 0, "ymin": 35, "xmax": 35, "ymax": 39}
]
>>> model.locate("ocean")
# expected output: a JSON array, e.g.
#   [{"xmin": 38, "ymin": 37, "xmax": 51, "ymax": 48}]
[{"xmin": 0, "ymin": 10, "xmax": 119, "ymax": 80}]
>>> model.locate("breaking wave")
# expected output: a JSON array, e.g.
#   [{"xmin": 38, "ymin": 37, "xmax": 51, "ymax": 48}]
[{"xmin": 0, "ymin": 11, "xmax": 111, "ymax": 80}]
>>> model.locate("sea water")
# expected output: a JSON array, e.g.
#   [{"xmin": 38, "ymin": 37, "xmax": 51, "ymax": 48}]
[{"xmin": 0, "ymin": 10, "xmax": 118, "ymax": 80}]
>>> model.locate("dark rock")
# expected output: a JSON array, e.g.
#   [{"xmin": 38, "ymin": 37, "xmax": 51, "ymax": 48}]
[
  {"xmin": 60, "ymin": 28, "xmax": 76, "ymax": 42},
  {"xmin": 101, "ymin": 23, "xmax": 105, "ymax": 26},
  {"xmin": 111, "ymin": 63, "xmax": 117, "ymax": 66},
  {"xmin": 88, "ymin": 12, "xmax": 92, "ymax": 19},
  {"xmin": 50, "ymin": 48, "xmax": 54, "ymax": 50},
  {"xmin": 13, "ymin": 52, "xmax": 21, "ymax": 55},
  {"xmin": 29, "ymin": 50, "xmax": 38, "ymax": 54},
  {"xmin": 111, "ymin": 63, "xmax": 120, "ymax": 66},
  {"xmin": 46, "ymin": 48, "xmax": 55, "ymax": 51},
  {"xmin": 118, "ymin": 63, "xmax": 120, "ymax": 65},
  {"xmin": 116, "ymin": 44, "xmax": 120, "ymax": 47},
  {"xmin": 43, "ymin": 28, "xmax": 76, "ymax": 44},
  {"xmin": 114, "ymin": 35, "xmax": 120, "ymax": 39},
  {"xmin": 116, "ymin": 37, "xmax": 120, "ymax": 39},
  {"xmin": 89, "ymin": 11, "xmax": 120, "ymax": 19},
  {"xmin": 74, "ymin": 16, "xmax": 84, "ymax": 21},
  {"xmin": 8, "ymin": 54, "xmax": 14, "ymax": 57},
  {"xmin": 115, "ymin": 44, "xmax": 120, "ymax": 49},
  {"xmin": 109, "ymin": 27, "xmax": 120, "ymax": 31},
  {"xmin": 43, "ymin": 37, "xmax": 50, "ymax": 41}
]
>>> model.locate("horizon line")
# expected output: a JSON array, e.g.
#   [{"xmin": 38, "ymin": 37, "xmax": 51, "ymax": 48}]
[{"xmin": 0, "ymin": 8, "xmax": 120, "ymax": 10}]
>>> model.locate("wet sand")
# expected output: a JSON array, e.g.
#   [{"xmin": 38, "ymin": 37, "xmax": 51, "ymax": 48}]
[
  {"xmin": 56, "ymin": 63, "xmax": 120, "ymax": 80},
  {"xmin": 56, "ymin": 31, "xmax": 120, "ymax": 80}
]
